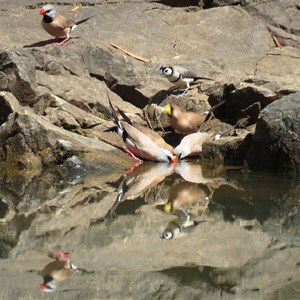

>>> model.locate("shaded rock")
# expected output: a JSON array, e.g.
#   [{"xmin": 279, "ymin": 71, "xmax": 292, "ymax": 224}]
[
  {"xmin": 0, "ymin": 48, "xmax": 142, "ymax": 120},
  {"xmin": 220, "ymin": 82, "xmax": 277, "ymax": 126},
  {"xmin": 158, "ymin": 0, "xmax": 202, "ymax": 7},
  {"xmin": 82, "ymin": 45, "xmax": 152, "ymax": 108},
  {"xmin": 34, "ymin": 93, "xmax": 105, "ymax": 130},
  {"xmin": 200, "ymin": 129, "xmax": 253, "ymax": 165},
  {"xmin": 202, "ymin": 0, "xmax": 241, "ymax": 8},
  {"xmin": 0, "ymin": 49, "xmax": 36, "ymax": 105},
  {"xmin": 0, "ymin": 92, "xmax": 133, "ymax": 168},
  {"xmin": 246, "ymin": 93, "xmax": 300, "ymax": 172}
]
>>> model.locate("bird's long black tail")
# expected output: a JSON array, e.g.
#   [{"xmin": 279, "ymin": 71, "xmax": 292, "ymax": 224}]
[
  {"xmin": 207, "ymin": 100, "xmax": 226, "ymax": 113},
  {"xmin": 107, "ymin": 90, "xmax": 123, "ymax": 131},
  {"xmin": 195, "ymin": 76, "xmax": 214, "ymax": 81},
  {"xmin": 76, "ymin": 16, "xmax": 94, "ymax": 26},
  {"xmin": 117, "ymin": 107, "xmax": 133, "ymax": 125},
  {"xmin": 213, "ymin": 124, "xmax": 237, "ymax": 140}
]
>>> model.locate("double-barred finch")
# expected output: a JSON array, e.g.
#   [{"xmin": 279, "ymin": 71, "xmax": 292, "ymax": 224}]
[
  {"xmin": 39, "ymin": 4, "xmax": 94, "ymax": 46},
  {"xmin": 160, "ymin": 215, "xmax": 194, "ymax": 240},
  {"xmin": 108, "ymin": 92, "xmax": 177, "ymax": 163},
  {"xmin": 159, "ymin": 65, "xmax": 213, "ymax": 96},
  {"xmin": 40, "ymin": 251, "xmax": 78, "ymax": 293},
  {"xmin": 164, "ymin": 100, "xmax": 225, "ymax": 134}
]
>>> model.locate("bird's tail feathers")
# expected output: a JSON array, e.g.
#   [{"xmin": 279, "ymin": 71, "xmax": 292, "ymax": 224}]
[
  {"xmin": 76, "ymin": 15, "xmax": 94, "ymax": 26},
  {"xmin": 195, "ymin": 76, "xmax": 214, "ymax": 81},
  {"xmin": 205, "ymin": 100, "xmax": 226, "ymax": 113},
  {"xmin": 213, "ymin": 124, "xmax": 236, "ymax": 140},
  {"xmin": 107, "ymin": 91, "xmax": 123, "ymax": 130},
  {"xmin": 117, "ymin": 107, "xmax": 133, "ymax": 125}
]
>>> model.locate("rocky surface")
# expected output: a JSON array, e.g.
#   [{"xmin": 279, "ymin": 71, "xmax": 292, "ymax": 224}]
[
  {"xmin": 246, "ymin": 93, "xmax": 300, "ymax": 173},
  {"xmin": 0, "ymin": 0, "xmax": 299, "ymax": 172},
  {"xmin": 0, "ymin": 0, "xmax": 299, "ymax": 299}
]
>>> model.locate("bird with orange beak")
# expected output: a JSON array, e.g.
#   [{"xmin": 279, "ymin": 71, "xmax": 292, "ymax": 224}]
[
  {"xmin": 40, "ymin": 251, "xmax": 79, "ymax": 293},
  {"xmin": 39, "ymin": 4, "xmax": 93, "ymax": 46},
  {"xmin": 108, "ymin": 92, "xmax": 177, "ymax": 163}
]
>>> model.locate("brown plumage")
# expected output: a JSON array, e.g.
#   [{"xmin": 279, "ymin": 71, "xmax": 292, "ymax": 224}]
[
  {"xmin": 40, "ymin": 251, "xmax": 78, "ymax": 293},
  {"xmin": 175, "ymin": 132, "xmax": 214, "ymax": 159},
  {"xmin": 108, "ymin": 93, "xmax": 176, "ymax": 163},
  {"xmin": 39, "ymin": 4, "xmax": 93, "ymax": 46},
  {"xmin": 117, "ymin": 107, "xmax": 175, "ymax": 155},
  {"xmin": 109, "ymin": 162, "xmax": 175, "ymax": 215},
  {"xmin": 164, "ymin": 100, "xmax": 225, "ymax": 134},
  {"xmin": 167, "ymin": 181, "xmax": 209, "ymax": 213},
  {"xmin": 175, "ymin": 125, "xmax": 236, "ymax": 159}
]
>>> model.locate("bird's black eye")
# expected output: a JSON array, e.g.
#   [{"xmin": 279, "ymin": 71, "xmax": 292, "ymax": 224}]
[{"xmin": 167, "ymin": 156, "xmax": 172, "ymax": 162}]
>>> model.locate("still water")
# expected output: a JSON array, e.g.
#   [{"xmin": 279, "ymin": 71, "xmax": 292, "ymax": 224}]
[{"xmin": 0, "ymin": 160, "xmax": 299, "ymax": 299}]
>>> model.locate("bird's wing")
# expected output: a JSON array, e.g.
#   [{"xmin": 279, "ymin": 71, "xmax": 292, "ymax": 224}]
[
  {"xmin": 54, "ymin": 14, "xmax": 76, "ymax": 29},
  {"xmin": 124, "ymin": 163, "xmax": 173, "ymax": 200},
  {"xmin": 180, "ymin": 69, "xmax": 199, "ymax": 79},
  {"xmin": 122, "ymin": 122, "xmax": 154, "ymax": 151},
  {"xmin": 133, "ymin": 123, "xmax": 175, "ymax": 154}
]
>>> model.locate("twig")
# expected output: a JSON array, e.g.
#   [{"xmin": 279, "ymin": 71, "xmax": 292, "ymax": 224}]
[
  {"xmin": 143, "ymin": 106, "xmax": 154, "ymax": 130},
  {"xmin": 109, "ymin": 43, "xmax": 151, "ymax": 62},
  {"xmin": 154, "ymin": 181, "xmax": 165, "ymax": 203},
  {"xmin": 272, "ymin": 35, "xmax": 282, "ymax": 49},
  {"xmin": 266, "ymin": 53, "xmax": 300, "ymax": 59},
  {"xmin": 70, "ymin": 5, "xmax": 81, "ymax": 12},
  {"xmin": 154, "ymin": 105, "xmax": 165, "ymax": 133}
]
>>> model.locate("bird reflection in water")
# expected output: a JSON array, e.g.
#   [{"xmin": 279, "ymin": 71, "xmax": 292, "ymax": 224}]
[
  {"xmin": 40, "ymin": 251, "xmax": 79, "ymax": 293},
  {"xmin": 160, "ymin": 214, "xmax": 195, "ymax": 240},
  {"xmin": 159, "ymin": 179, "xmax": 210, "ymax": 240},
  {"xmin": 108, "ymin": 162, "xmax": 175, "ymax": 217},
  {"xmin": 106, "ymin": 161, "xmax": 234, "ymax": 239},
  {"xmin": 160, "ymin": 162, "xmax": 228, "ymax": 240}
]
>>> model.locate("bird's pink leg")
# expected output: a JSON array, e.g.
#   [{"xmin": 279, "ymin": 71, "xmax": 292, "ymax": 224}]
[
  {"xmin": 48, "ymin": 251, "xmax": 69, "ymax": 261},
  {"xmin": 123, "ymin": 147, "xmax": 143, "ymax": 163},
  {"xmin": 125, "ymin": 161, "xmax": 143, "ymax": 175},
  {"xmin": 55, "ymin": 37, "xmax": 70, "ymax": 46}
]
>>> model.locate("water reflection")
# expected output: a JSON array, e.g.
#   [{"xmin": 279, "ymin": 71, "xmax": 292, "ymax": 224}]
[
  {"xmin": 160, "ymin": 214, "xmax": 195, "ymax": 240},
  {"xmin": 0, "ymin": 160, "xmax": 299, "ymax": 298},
  {"xmin": 108, "ymin": 163, "xmax": 174, "ymax": 216},
  {"xmin": 40, "ymin": 251, "xmax": 79, "ymax": 293},
  {"xmin": 106, "ymin": 161, "xmax": 248, "ymax": 240}
]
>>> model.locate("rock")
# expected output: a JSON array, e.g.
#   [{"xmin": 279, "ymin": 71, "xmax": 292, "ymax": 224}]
[
  {"xmin": 0, "ymin": 1, "xmax": 299, "ymax": 170},
  {"xmin": 243, "ymin": 0, "xmax": 300, "ymax": 48},
  {"xmin": 0, "ymin": 92, "xmax": 133, "ymax": 169},
  {"xmin": 0, "ymin": 1, "xmax": 299, "ymax": 299},
  {"xmin": 201, "ymin": 129, "xmax": 253, "ymax": 165},
  {"xmin": 0, "ymin": 50, "xmax": 36, "ymax": 105},
  {"xmin": 202, "ymin": 0, "xmax": 241, "ymax": 8},
  {"xmin": 246, "ymin": 93, "xmax": 300, "ymax": 172},
  {"xmin": 255, "ymin": 47, "xmax": 300, "ymax": 92},
  {"xmin": 34, "ymin": 93, "xmax": 105, "ymax": 130}
]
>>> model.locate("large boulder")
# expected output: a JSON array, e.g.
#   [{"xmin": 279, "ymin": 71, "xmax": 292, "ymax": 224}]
[
  {"xmin": 0, "ymin": 92, "xmax": 133, "ymax": 169},
  {"xmin": 246, "ymin": 93, "xmax": 300, "ymax": 172}
]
